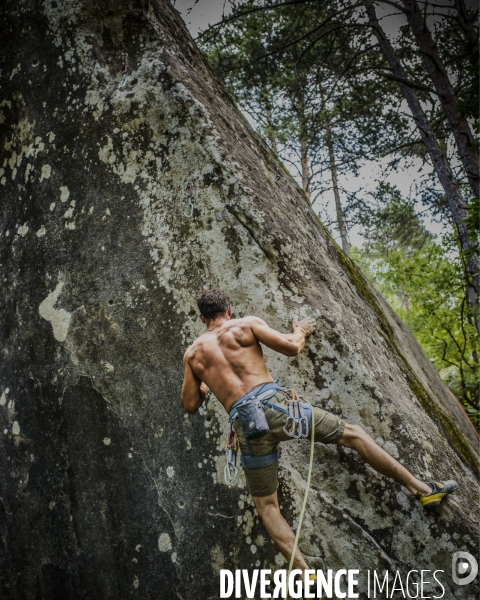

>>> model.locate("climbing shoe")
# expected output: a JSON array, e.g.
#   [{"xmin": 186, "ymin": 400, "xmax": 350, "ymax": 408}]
[
  {"xmin": 303, "ymin": 575, "xmax": 317, "ymax": 599},
  {"xmin": 418, "ymin": 480, "xmax": 458, "ymax": 511}
]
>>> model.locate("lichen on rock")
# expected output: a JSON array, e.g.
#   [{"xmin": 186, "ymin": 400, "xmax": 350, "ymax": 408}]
[{"xmin": 0, "ymin": 0, "xmax": 478, "ymax": 598}]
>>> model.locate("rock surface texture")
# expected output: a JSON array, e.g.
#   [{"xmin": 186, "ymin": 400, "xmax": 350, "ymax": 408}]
[{"xmin": 0, "ymin": 1, "xmax": 479, "ymax": 598}]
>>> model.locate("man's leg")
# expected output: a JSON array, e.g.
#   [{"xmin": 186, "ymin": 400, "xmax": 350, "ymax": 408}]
[
  {"xmin": 252, "ymin": 491, "xmax": 309, "ymax": 575},
  {"xmin": 338, "ymin": 424, "xmax": 431, "ymax": 495}
]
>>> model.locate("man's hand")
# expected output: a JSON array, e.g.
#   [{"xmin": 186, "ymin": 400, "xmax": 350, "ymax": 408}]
[{"xmin": 292, "ymin": 315, "xmax": 316, "ymax": 336}]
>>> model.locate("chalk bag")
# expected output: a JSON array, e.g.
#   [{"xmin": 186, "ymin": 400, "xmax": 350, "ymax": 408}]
[{"xmin": 236, "ymin": 399, "xmax": 269, "ymax": 440}]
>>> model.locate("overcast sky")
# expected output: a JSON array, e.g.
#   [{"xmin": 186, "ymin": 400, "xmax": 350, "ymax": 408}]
[{"xmin": 173, "ymin": 0, "xmax": 230, "ymax": 37}]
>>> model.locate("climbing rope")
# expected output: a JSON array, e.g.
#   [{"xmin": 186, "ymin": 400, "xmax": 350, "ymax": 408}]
[{"xmin": 284, "ymin": 396, "xmax": 315, "ymax": 600}]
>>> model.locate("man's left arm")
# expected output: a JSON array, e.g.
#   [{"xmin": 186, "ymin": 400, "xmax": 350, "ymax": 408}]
[{"xmin": 181, "ymin": 351, "xmax": 208, "ymax": 414}]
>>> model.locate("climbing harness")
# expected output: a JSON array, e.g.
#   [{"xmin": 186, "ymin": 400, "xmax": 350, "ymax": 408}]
[
  {"xmin": 184, "ymin": 182, "xmax": 195, "ymax": 218},
  {"xmin": 225, "ymin": 383, "xmax": 280, "ymax": 478},
  {"xmin": 283, "ymin": 389, "xmax": 309, "ymax": 439},
  {"xmin": 285, "ymin": 395, "xmax": 315, "ymax": 600},
  {"xmin": 118, "ymin": 63, "xmax": 129, "ymax": 89},
  {"xmin": 225, "ymin": 384, "xmax": 311, "ymax": 477}
]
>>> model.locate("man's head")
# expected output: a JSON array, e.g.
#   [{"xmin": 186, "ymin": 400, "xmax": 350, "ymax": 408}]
[{"xmin": 197, "ymin": 289, "xmax": 231, "ymax": 323}]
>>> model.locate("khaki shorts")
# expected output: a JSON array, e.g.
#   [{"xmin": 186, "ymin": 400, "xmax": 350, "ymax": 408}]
[{"xmin": 233, "ymin": 391, "xmax": 345, "ymax": 497}]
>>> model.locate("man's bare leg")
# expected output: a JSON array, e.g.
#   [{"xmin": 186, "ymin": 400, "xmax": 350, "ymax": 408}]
[
  {"xmin": 253, "ymin": 491, "xmax": 310, "ymax": 581},
  {"xmin": 338, "ymin": 424, "xmax": 431, "ymax": 495}
]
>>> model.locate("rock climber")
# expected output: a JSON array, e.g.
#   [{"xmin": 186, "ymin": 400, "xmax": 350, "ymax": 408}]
[{"xmin": 181, "ymin": 289, "xmax": 457, "ymax": 591}]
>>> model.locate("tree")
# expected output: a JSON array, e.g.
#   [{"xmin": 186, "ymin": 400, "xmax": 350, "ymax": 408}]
[
  {"xmin": 400, "ymin": 0, "xmax": 479, "ymax": 197},
  {"xmin": 200, "ymin": 1, "xmax": 402, "ymax": 254},
  {"xmin": 352, "ymin": 184, "xmax": 479, "ymax": 423},
  {"xmin": 200, "ymin": 0, "xmax": 480, "ymax": 330},
  {"xmin": 362, "ymin": 0, "xmax": 480, "ymax": 334}
]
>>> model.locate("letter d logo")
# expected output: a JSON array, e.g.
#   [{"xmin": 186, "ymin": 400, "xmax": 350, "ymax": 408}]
[{"xmin": 452, "ymin": 552, "xmax": 478, "ymax": 586}]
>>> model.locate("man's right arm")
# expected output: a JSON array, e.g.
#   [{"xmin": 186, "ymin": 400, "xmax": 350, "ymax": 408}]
[{"xmin": 249, "ymin": 316, "xmax": 316, "ymax": 357}]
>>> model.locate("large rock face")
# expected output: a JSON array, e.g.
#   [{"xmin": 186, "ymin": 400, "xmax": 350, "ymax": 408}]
[{"xmin": 0, "ymin": 1, "xmax": 478, "ymax": 598}]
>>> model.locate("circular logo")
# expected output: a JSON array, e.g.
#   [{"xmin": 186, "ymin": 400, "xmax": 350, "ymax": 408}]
[
  {"xmin": 249, "ymin": 421, "xmax": 255, "ymax": 429},
  {"xmin": 452, "ymin": 552, "xmax": 478, "ymax": 586}
]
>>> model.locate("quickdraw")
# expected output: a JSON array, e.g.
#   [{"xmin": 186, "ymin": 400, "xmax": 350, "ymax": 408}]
[
  {"xmin": 282, "ymin": 389, "xmax": 309, "ymax": 439},
  {"xmin": 184, "ymin": 182, "xmax": 195, "ymax": 218},
  {"xmin": 224, "ymin": 428, "xmax": 239, "ymax": 486},
  {"xmin": 118, "ymin": 63, "xmax": 129, "ymax": 89}
]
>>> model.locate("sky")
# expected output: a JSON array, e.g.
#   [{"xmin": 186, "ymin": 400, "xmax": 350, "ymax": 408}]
[
  {"xmin": 172, "ymin": 0, "xmax": 453, "ymax": 247},
  {"xmin": 173, "ymin": 0, "xmax": 231, "ymax": 37}
]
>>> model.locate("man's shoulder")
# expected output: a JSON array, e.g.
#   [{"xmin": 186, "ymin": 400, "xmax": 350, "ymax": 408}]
[
  {"xmin": 183, "ymin": 342, "xmax": 198, "ymax": 363},
  {"xmin": 231, "ymin": 315, "xmax": 263, "ymax": 326}
]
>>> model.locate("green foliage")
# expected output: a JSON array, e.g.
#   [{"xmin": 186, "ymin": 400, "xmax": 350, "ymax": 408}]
[
  {"xmin": 199, "ymin": 2, "xmax": 479, "ymax": 426},
  {"xmin": 351, "ymin": 187, "xmax": 480, "ymax": 426},
  {"xmin": 199, "ymin": 0, "xmax": 403, "ymax": 210}
]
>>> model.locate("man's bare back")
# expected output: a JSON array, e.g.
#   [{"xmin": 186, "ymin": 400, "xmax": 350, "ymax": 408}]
[{"xmin": 181, "ymin": 308, "xmax": 316, "ymax": 414}]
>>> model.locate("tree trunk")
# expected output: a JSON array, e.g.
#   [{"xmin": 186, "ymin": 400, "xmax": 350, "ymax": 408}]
[
  {"xmin": 363, "ymin": 0, "xmax": 480, "ymax": 336},
  {"xmin": 0, "ymin": 0, "xmax": 478, "ymax": 598},
  {"xmin": 325, "ymin": 123, "xmax": 350, "ymax": 255},
  {"xmin": 300, "ymin": 136, "xmax": 311, "ymax": 199},
  {"xmin": 453, "ymin": 0, "xmax": 479, "ymax": 65},
  {"xmin": 401, "ymin": 0, "xmax": 479, "ymax": 198}
]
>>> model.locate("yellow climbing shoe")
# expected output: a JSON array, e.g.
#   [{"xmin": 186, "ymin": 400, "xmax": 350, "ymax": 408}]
[{"xmin": 418, "ymin": 480, "xmax": 458, "ymax": 511}]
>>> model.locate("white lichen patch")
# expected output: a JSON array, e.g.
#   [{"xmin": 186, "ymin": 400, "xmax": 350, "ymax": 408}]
[
  {"xmin": 103, "ymin": 362, "xmax": 114, "ymax": 375},
  {"xmin": 40, "ymin": 164, "xmax": 51, "ymax": 181},
  {"xmin": 38, "ymin": 281, "xmax": 72, "ymax": 342},
  {"xmin": 210, "ymin": 544, "xmax": 225, "ymax": 574},
  {"xmin": 17, "ymin": 223, "xmax": 29, "ymax": 237},
  {"xmin": 133, "ymin": 576, "xmax": 139, "ymax": 589},
  {"xmin": 84, "ymin": 89, "xmax": 105, "ymax": 120},
  {"xmin": 383, "ymin": 441, "xmax": 399, "ymax": 458},
  {"xmin": 166, "ymin": 466, "xmax": 175, "ymax": 478},
  {"xmin": 158, "ymin": 533, "xmax": 171, "ymax": 552},
  {"xmin": 103, "ymin": 437, "xmax": 111, "ymax": 446},
  {"xmin": 0, "ymin": 388, "xmax": 8, "ymax": 406},
  {"xmin": 12, "ymin": 421, "xmax": 20, "ymax": 435},
  {"xmin": 36, "ymin": 226, "xmax": 46, "ymax": 237},
  {"xmin": 274, "ymin": 553, "xmax": 286, "ymax": 566},
  {"xmin": 63, "ymin": 201, "xmax": 75, "ymax": 219},
  {"xmin": 60, "ymin": 186, "xmax": 70, "ymax": 202}
]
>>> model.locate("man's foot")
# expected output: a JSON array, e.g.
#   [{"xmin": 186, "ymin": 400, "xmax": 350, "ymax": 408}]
[
  {"xmin": 303, "ymin": 578, "xmax": 315, "ymax": 600},
  {"xmin": 418, "ymin": 480, "xmax": 458, "ymax": 511}
]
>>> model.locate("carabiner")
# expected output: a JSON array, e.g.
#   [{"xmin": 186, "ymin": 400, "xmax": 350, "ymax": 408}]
[
  {"xmin": 283, "ymin": 415, "xmax": 295, "ymax": 437},
  {"xmin": 184, "ymin": 182, "xmax": 195, "ymax": 217},
  {"xmin": 298, "ymin": 402, "xmax": 309, "ymax": 438},
  {"xmin": 224, "ymin": 460, "xmax": 239, "ymax": 486}
]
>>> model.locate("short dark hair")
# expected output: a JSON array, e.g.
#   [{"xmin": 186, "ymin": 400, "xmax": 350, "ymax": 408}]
[{"xmin": 197, "ymin": 289, "xmax": 231, "ymax": 320}]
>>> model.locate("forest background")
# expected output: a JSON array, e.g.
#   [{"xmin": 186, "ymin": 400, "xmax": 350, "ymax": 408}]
[{"xmin": 174, "ymin": 0, "xmax": 479, "ymax": 427}]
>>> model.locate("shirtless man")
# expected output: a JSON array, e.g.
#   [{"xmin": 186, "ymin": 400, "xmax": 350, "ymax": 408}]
[{"xmin": 181, "ymin": 289, "xmax": 457, "ymax": 587}]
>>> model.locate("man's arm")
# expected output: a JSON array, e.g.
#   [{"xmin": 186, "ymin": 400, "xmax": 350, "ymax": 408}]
[
  {"xmin": 181, "ymin": 350, "xmax": 208, "ymax": 414},
  {"xmin": 249, "ymin": 315, "xmax": 316, "ymax": 357}
]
